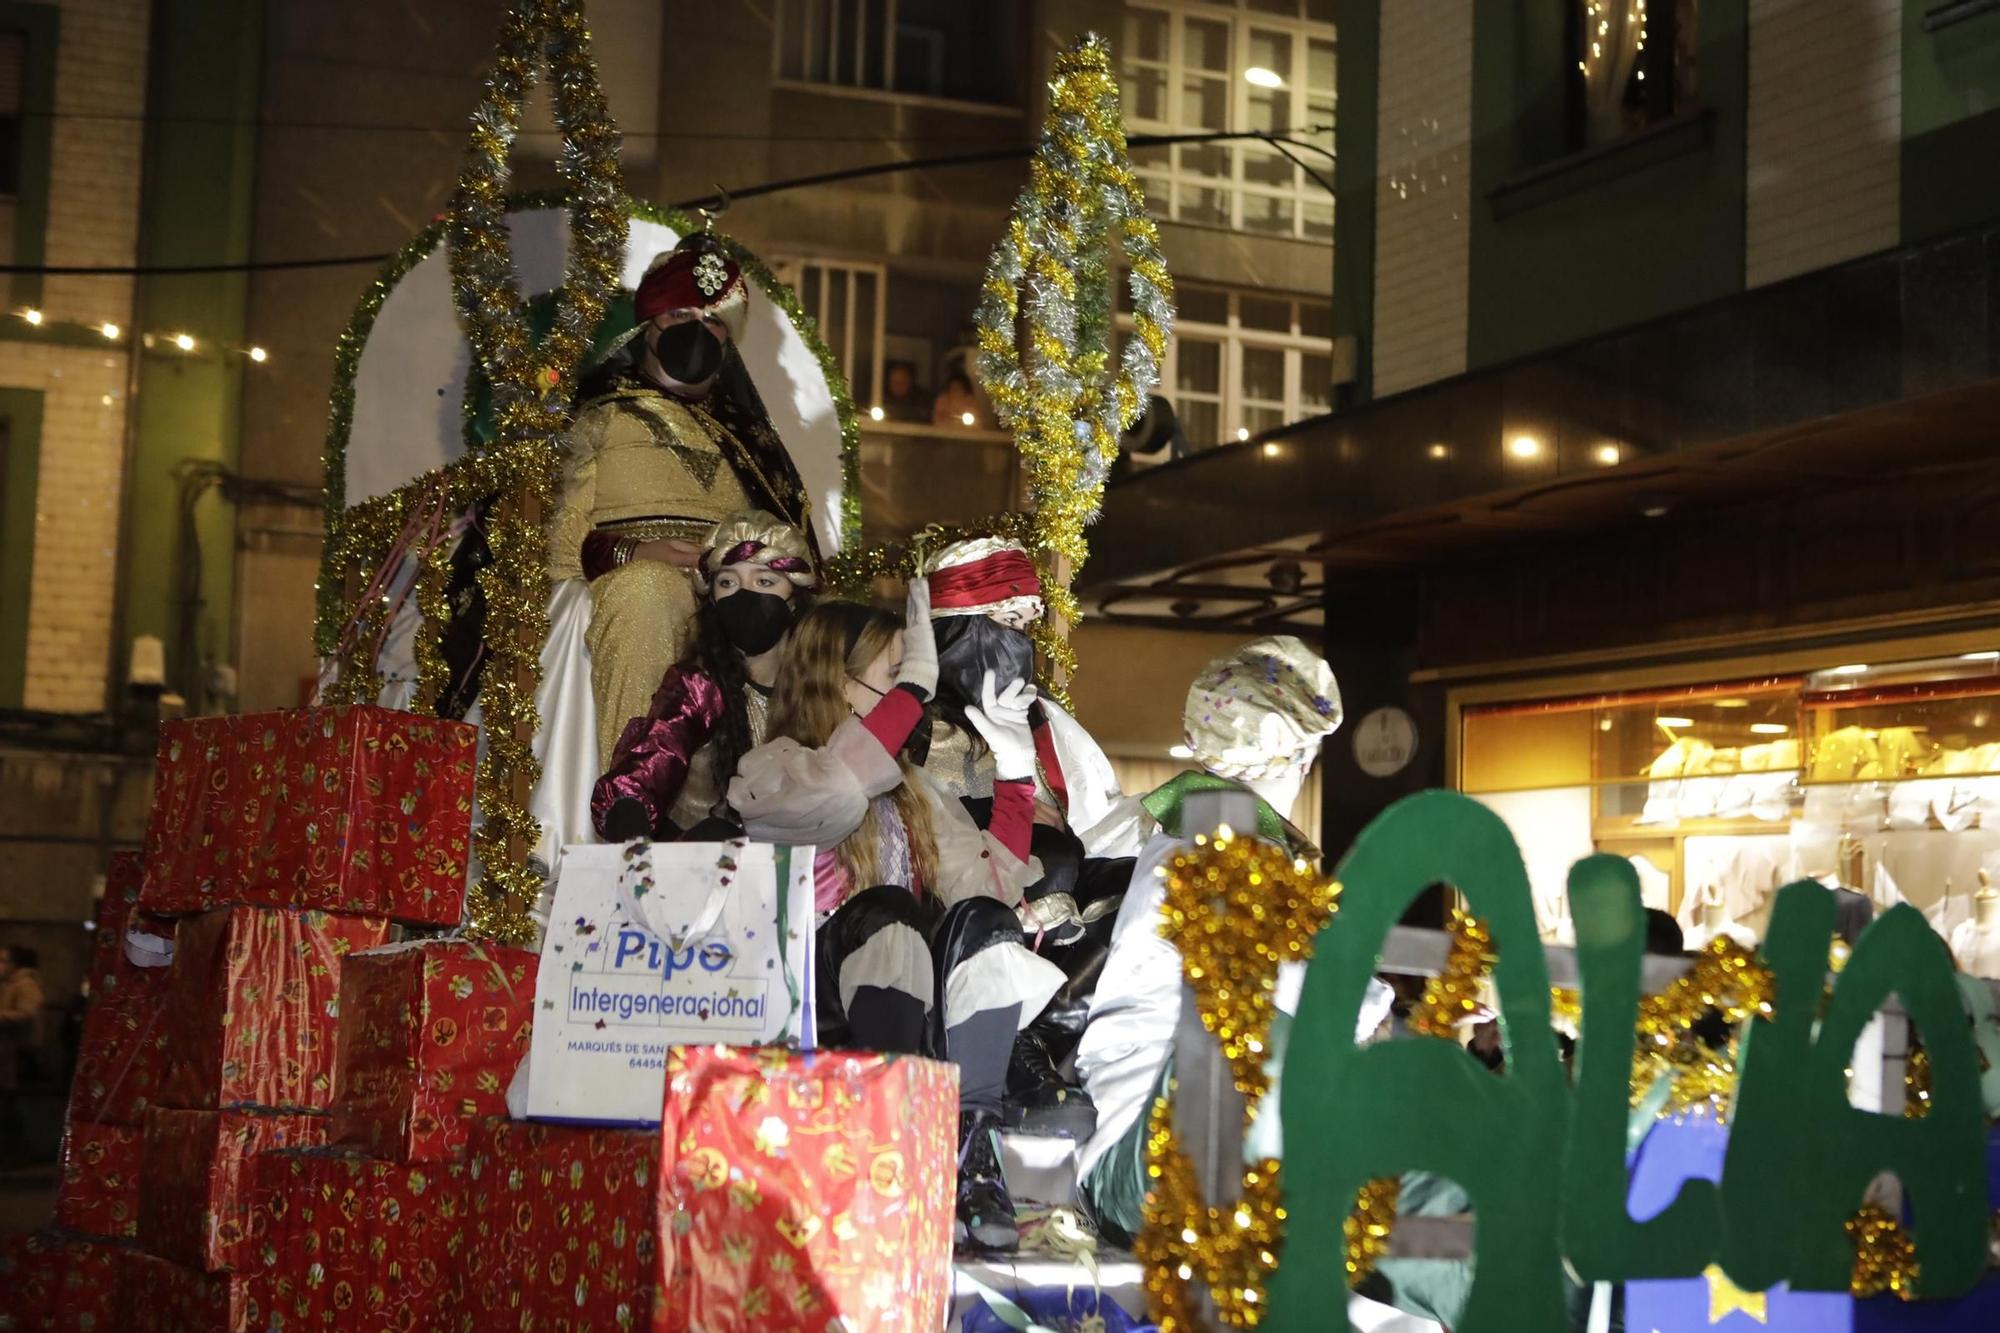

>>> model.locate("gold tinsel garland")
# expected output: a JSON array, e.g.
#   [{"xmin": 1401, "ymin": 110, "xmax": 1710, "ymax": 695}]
[
  {"xmin": 1139, "ymin": 832, "xmax": 1399, "ymax": 1330},
  {"xmin": 972, "ymin": 34, "xmax": 1171, "ymax": 687},
  {"xmin": 1410, "ymin": 907, "xmax": 1494, "ymax": 1039},
  {"xmin": 443, "ymin": 0, "xmax": 621, "ymax": 944},
  {"xmin": 1547, "ymin": 935, "xmax": 1775, "ymax": 1120},
  {"xmin": 1846, "ymin": 1203, "xmax": 1920, "ymax": 1299}
]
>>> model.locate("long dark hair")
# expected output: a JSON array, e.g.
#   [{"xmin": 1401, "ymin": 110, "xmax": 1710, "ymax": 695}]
[{"xmin": 682, "ymin": 586, "xmax": 815, "ymax": 820}]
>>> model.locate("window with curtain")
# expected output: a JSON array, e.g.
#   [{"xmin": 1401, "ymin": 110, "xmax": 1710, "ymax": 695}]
[
  {"xmin": 773, "ymin": 0, "xmax": 1022, "ymax": 106},
  {"xmin": 1573, "ymin": 0, "xmax": 1698, "ymax": 148},
  {"xmin": 1117, "ymin": 281, "xmax": 1334, "ymax": 453},
  {"xmin": 1120, "ymin": 0, "xmax": 1335, "ymax": 243},
  {"xmin": 770, "ymin": 257, "xmax": 887, "ymax": 407}
]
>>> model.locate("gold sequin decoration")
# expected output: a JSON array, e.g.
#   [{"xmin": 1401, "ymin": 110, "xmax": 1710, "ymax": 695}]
[
  {"xmin": 1138, "ymin": 830, "xmax": 1397, "ymax": 1330},
  {"xmin": 1847, "ymin": 1202, "xmax": 1920, "ymax": 1299}
]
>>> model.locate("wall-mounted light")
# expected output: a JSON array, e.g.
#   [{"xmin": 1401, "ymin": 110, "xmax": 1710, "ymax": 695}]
[
  {"xmin": 1244, "ymin": 67, "xmax": 1285, "ymax": 89},
  {"xmin": 99, "ymin": 322, "xmax": 120, "ymax": 340},
  {"xmin": 1426, "ymin": 442, "xmax": 1450, "ymax": 461},
  {"xmin": 1750, "ymin": 723, "xmax": 1789, "ymax": 735},
  {"xmin": 1593, "ymin": 443, "xmax": 1620, "ymax": 465},
  {"xmin": 1507, "ymin": 434, "xmax": 1543, "ymax": 460},
  {"xmin": 173, "ymin": 333, "xmax": 197, "ymax": 352},
  {"xmin": 248, "ymin": 346, "xmax": 268, "ymax": 363},
  {"xmin": 868, "ymin": 406, "xmax": 885, "ymax": 422},
  {"xmin": 21, "ymin": 308, "xmax": 42, "ymax": 326}
]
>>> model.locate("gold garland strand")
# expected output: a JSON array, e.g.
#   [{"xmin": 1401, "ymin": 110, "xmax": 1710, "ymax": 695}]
[
  {"xmin": 1139, "ymin": 831, "xmax": 1400, "ymax": 1330},
  {"xmin": 973, "ymin": 34, "xmax": 1171, "ymax": 689},
  {"xmin": 1547, "ymin": 935, "xmax": 1775, "ymax": 1121},
  {"xmin": 1410, "ymin": 907, "xmax": 1494, "ymax": 1039},
  {"xmin": 439, "ymin": 0, "xmax": 621, "ymax": 944}
]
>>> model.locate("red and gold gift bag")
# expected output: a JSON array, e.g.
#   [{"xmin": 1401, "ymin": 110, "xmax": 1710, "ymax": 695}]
[
  {"xmin": 69, "ymin": 852, "xmax": 178, "ymax": 1126},
  {"xmin": 120, "ymin": 1249, "xmax": 255, "ymax": 1333},
  {"xmin": 139, "ymin": 705, "xmax": 477, "ymax": 925},
  {"xmin": 139, "ymin": 1106, "xmax": 330, "ymax": 1272},
  {"xmin": 245, "ymin": 1146, "xmax": 469, "ymax": 1331},
  {"xmin": 464, "ymin": 1119, "xmax": 659, "ymax": 1328},
  {"xmin": 653, "ymin": 1046, "xmax": 959, "ymax": 1333},
  {"xmin": 331, "ymin": 940, "xmax": 535, "ymax": 1161},
  {"xmin": 159, "ymin": 905, "xmax": 392, "ymax": 1111},
  {"xmin": 52, "ymin": 1120, "xmax": 143, "ymax": 1240}
]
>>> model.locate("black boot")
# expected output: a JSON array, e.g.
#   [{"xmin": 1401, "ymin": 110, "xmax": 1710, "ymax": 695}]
[
  {"xmin": 1002, "ymin": 1026, "xmax": 1097, "ymax": 1140},
  {"xmin": 955, "ymin": 1109, "xmax": 1018, "ymax": 1253}
]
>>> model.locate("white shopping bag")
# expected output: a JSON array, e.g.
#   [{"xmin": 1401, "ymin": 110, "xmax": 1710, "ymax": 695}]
[{"xmin": 525, "ymin": 839, "xmax": 815, "ymax": 1125}]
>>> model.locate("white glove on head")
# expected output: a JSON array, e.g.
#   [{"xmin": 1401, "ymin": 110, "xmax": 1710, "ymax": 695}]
[{"xmin": 964, "ymin": 667, "xmax": 1038, "ymax": 780}]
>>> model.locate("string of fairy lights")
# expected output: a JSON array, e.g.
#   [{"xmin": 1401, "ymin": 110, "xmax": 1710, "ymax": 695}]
[{"xmin": 11, "ymin": 306, "xmax": 271, "ymax": 363}]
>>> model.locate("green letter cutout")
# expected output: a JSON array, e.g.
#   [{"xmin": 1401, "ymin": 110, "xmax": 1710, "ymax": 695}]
[
  {"xmin": 1725, "ymin": 885, "xmax": 1985, "ymax": 1296},
  {"xmin": 1269, "ymin": 792, "xmax": 1569, "ymax": 1333},
  {"xmin": 1561, "ymin": 853, "xmax": 1720, "ymax": 1279}
]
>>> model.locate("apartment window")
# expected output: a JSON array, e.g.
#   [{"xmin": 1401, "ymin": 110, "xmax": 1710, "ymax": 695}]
[
  {"xmin": 1120, "ymin": 282, "xmax": 1333, "ymax": 452},
  {"xmin": 0, "ymin": 30, "xmax": 22, "ymax": 275},
  {"xmin": 1121, "ymin": 1, "xmax": 1335, "ymax": 242},
  {"xmin": 774, "ymin": 0, "xmax": 1021, "ymax": 106},
  {"xmin": 771, "ymin": 257, "xmax": 887, "ymax": 408},
  {"xmin": 1572, "ymin": 0, "xmax": 1698, "ymax": 148}
]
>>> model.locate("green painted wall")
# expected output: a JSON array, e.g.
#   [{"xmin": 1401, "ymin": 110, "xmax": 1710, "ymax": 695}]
[
  {"xmin": 1902, "ymin": 2, "xmax": 2000, "ymax": 243},
  {"xmin": 1466, "ymin": 0, "xmax": 1748, "ymax": 369},
  {"xmin": 122, "ymin": 0, "xmax": 263, "ymax": 699},
  {"xmin": 0, "ymin": 387, "xmax": 42, "ymax": 707},
  {"xmin": 1332, "ymin": 0, "xmax": 1378, "ymax": 401}
]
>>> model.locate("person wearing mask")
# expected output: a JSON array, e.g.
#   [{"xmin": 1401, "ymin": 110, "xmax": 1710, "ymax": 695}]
[
  {"xmin": 727, "ymin": 589, "xmax": 1067, "ymax": 1252},
  {"xmin": 591, "ymin": 511, "xmax": 817, "ymax": 842},
  {"xmin": 549, "ymin": 230, "xmax": 820, "ymax": 765},
  {"xmin": 918, "ymin": 536, "xmax": 1132, "ymax": 1134},
  {"xmin": 0, "ymin": 945, "xmax": 45, "ymax": 1166}
]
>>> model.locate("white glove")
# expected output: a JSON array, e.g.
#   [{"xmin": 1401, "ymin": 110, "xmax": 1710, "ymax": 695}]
[
  {"xmin": 964, "ymin": 668, "xmax": 1038, "ymax": 780},
  {"xmin": 895, "ymin": 579, "xmax": 939, "ymax": 699}
]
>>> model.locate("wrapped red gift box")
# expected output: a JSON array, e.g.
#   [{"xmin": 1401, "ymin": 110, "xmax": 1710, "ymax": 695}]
[
  {"xmin": 0, "ymin": 1234, "xmax": 125, "ymax": 1333},
  {"xmin": 465, "ymin": 1118, "xmax": 658, "ymax": 1328},
  {"xmin": 0, "ymin": 1232, "xmax": 62, "ymax": 1329},
  {"xmin": 69, "ymin": 854, "xmax": 177, "ymax": 1127},
  {"xmin": 139, "ymin": 705, "xmax": 476, "ymax": 925},
  {"xmin": 140, "ymin": 1107, "xmax": 329, "ymax": 1272},
  {"xmin": 246, "ymin": 1147, "xmax": 469, "ymax": 1331},
  {"xmin": 160, "ymin": 905, "xmax": 393, "ymax": 1111},
  {"xmin": 331, "ymin": 939, "xmax": 535, "ymax": 1162},
  {"xmin": 53, "ymin": 1120, "xmax": 143, "ymax": 1240},
  {"xmin": 653, "ymin": 1046, "xmax": 958, "ymax": 1333},
  {"xmin": 120, "ymin": 1250, "xmax": 254, "ymax": 1333}
]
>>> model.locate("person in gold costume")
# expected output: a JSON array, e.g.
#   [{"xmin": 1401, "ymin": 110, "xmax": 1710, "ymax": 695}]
[{"xmin": 550, "ymin": 231, "xmax": 819, "ymax": 764}]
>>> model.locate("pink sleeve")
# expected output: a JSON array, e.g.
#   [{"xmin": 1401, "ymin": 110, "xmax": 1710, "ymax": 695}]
[{"xmin": 987, "ymin": 778, "xmax": 1034, "ymax": 863}]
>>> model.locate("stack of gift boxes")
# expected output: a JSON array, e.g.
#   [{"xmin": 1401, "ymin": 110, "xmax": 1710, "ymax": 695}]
[{"xmin": 3, "ymin": 701, "xmax": 964, "ymax": 1333}]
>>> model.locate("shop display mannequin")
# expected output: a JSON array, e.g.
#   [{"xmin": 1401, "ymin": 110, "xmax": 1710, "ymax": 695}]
[
  {"xmin": 1683, "ymin": 882, "xmax": 1757, "ymax": 951},
  {"xmin": 1949, "ymin": 871, "xmax": 2000, "ymax": 979}
]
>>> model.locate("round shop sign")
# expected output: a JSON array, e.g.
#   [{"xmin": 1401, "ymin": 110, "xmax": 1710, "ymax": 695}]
[{"xmin": 1352, "ymin": 706, "xmax": 1418, "ymax": 778}]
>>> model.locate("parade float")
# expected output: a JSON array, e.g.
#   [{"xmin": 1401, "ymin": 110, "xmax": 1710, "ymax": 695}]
[{"xmin": 6, "ymin": 0, "xmax": 2000, "ymax": 1330}]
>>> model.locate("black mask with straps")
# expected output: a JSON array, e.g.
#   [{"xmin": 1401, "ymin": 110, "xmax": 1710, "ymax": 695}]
[
  {"xmin": 651, "ymin": 319, "xmax": 725, "ymax": 386},
  {"xmin": 714, "ymin": 589, "xmax": 793, "ymax": 656}
]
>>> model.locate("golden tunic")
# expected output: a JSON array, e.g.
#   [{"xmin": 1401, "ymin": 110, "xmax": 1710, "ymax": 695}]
[{"xmin": 548, "ymin": 386, "xmax": 753, "ymax": 765}]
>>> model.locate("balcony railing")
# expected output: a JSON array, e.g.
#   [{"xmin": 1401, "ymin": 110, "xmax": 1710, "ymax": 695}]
[{"xmin": 856, "ymin": 418, "xmax": 1024, "ymax": 548}]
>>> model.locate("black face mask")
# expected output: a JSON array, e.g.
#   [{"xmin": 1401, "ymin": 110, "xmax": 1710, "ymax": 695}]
[
  {"xmin": 933, "ymin": 615, "xmax": 1036, "ymax": 711},
  {"xmin": 715, "ymin": 590, "xmax": 792, "ymax": 656},
  {"xmin": 652, "ymin": 320, "xmax": 724, "ymax": 386}
]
